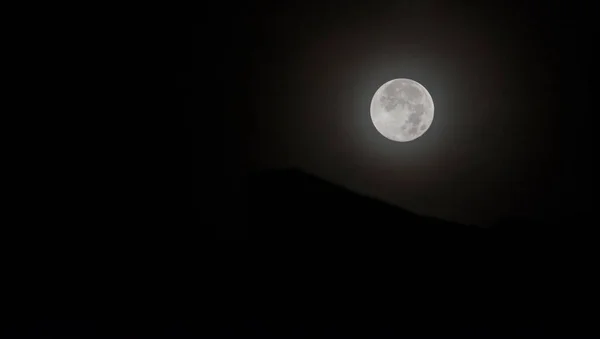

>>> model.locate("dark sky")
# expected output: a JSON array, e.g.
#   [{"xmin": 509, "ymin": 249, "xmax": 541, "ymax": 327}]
[{"xmin": 189, "ymin": 0, "xmax": 597, "ymax": 226}]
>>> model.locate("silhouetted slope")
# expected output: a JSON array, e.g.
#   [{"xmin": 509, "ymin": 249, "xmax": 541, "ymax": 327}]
[
  {"xmin": 210, "ymin": 169, "xmax": 598, "ymax": 337},
  {"xmin": 246, "ymin": 168, "xmax": 481, "ymax": 238}
]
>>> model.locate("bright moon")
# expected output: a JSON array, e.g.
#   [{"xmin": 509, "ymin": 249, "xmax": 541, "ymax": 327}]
[{"xmin": 370, "ymin": 78, "xmax": 434, "ymax": 142}]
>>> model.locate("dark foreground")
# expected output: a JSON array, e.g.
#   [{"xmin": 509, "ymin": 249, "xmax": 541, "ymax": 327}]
[{"xmin": 5, "ymin": 169, "xmax": 597, "ymax": 338}]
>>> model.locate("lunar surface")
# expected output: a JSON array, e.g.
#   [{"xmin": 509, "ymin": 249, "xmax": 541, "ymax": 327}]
[{"xmin": 370, "ymin": 78, "xmax": 434, "ymax": 142}]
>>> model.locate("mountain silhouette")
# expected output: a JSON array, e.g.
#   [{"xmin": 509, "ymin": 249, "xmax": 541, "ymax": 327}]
[
  {"xmin": 243, "ymin": 168, "xmax": 486, "ymax": 247},
  {"xmin": 18, "ymin": 169, "xmax": 592, "ymax": 338},
  {"xmin": 205, "ymin": 168, "xmax": 599, "ymax": 338}
]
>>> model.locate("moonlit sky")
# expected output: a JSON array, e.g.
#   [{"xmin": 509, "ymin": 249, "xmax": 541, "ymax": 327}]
[{"xmin": 188, "ymin": 0, "xmax": 597, "ymax": 226}]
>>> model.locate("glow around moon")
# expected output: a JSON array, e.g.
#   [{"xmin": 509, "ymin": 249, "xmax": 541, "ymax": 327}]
[{"xmin": 370, "ymin": 78, "xmax": 434, "ymax": 142}]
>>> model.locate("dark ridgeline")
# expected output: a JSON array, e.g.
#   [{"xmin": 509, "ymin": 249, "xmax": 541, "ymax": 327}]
[{"xmin": 211, "ymin": 168, "xmax": 598, "ymax": 338}]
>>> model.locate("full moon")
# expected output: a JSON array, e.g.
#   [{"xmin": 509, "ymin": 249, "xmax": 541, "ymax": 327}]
[{"xmin": 370, "ymin": 78, "xmax": 435, "ymax": 142}]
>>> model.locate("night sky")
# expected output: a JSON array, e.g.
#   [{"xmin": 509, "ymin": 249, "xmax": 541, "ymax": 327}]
[{"xmin": 188, "ymin": 0, "xmax": 597, "ymax": 226}]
